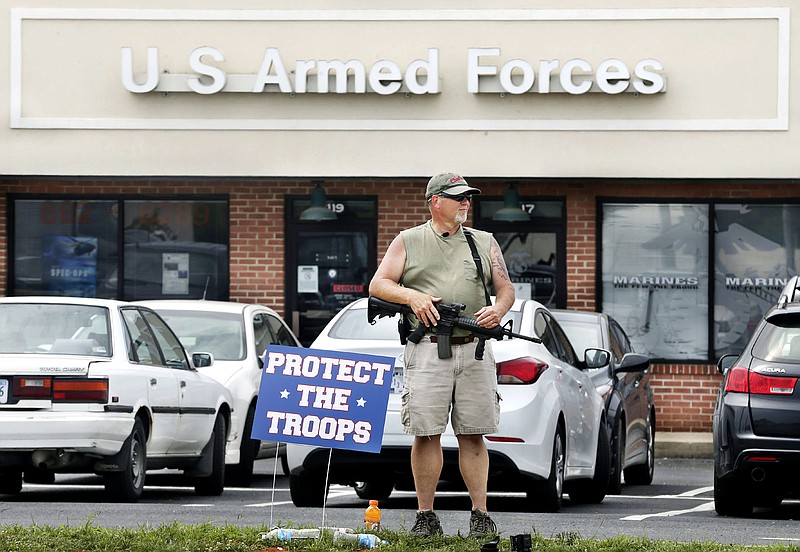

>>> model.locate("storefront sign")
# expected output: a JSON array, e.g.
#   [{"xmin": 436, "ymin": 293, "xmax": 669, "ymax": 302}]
[{"xmin": 122, "ymin": 46, "xmax": 665, "ymax": 96}]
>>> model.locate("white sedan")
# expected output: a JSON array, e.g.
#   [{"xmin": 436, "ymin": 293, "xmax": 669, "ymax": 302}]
[
  {"xmin": 138, "ymin": 300, "xmax": 301, "ymax": 486},
  {"xmin": 286, "ymin": 297, "xmax": 611, "ymax": 512},
  {"xmin": 0, "ymin": 296, "xmax": 236, "ymax": 502}
]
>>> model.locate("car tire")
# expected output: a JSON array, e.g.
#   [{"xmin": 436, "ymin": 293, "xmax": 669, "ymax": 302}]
[
  {"xmin": 568, "ymin": 420, "xmax": 610, "ymax": 504},
  {"xmin": 104, "ymin": 418, "xmax": 147, "ymax": 503},
  {"xmin": 290, "ymin": 471, "xmax": 329, "ymax": 507},
  {"xmin": 226, "ymin": 405, "xmax": 258, "ymax": 487},
  {"xmin": 195, "ymin": 414, "xmax": 227, "ymax": 497},
  {"xmin": 714, "ymin": 467, "xmax": 753, "ymax": 517},
  {"xmin": 607, "ymin": 421, "xmax": 624, "ymax": 495},
  {"xmin": 0, "ymin": 470, "xmax": 23, "ymax": 495},
  {"xmin": 353, "ymin": 479, "xmax": 394, "ymax": 501},
  {"xmin": 624, "ymin": 417, "xmax": 655, "ymax": 485},
  {"xmin": 527, "ymin": 425, "xmax": 564, "ymax": 513}
]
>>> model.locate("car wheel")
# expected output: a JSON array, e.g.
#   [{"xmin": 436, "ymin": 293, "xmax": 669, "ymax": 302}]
[
  {"xmin": 195, "ymin": 414, "xmax": 227, "ymax": 496},
  {"xmin": 226, "ymin": 405, "xmax": 258, "ymax": 487},
  {"xmin": 527, "ymin": 425, "xmax": 564, "ymax": 513},
  {"xmin": 607, "ymin": 421, "xmax": 624, "ymax": 495},
  {"xmin": 714, "ymin": 467, "xmax": 753, "ymax": 517},
  {"xmin": 624, "ymin": 417, "xmax": 655, "ymax": 485},
  {"xmin": 0, "ymin": 470, "xmax": 23, "ymax": 495},
  {"xmin": 568, "ymin": 420, "xmax": 610, "ymax": 504},
  {"xmin": 290, "ymin": 471, "xmax": 329, "ymax": 507},
  {"xmin": 353, "ymin": 479, "xmax": 394, "ymax": 501},
  {"xmin": 104, "ymin": 418, "xmax": 147, "ymax": 502}
]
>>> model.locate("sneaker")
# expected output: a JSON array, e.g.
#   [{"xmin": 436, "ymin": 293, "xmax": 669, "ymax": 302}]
[
  {"xmin": 468, "ymin": 508, "xmax": 497, "ymax": 538},
  {"xmin": 410, "ymin": 509, "xmax": 443, "ymax": 537}
]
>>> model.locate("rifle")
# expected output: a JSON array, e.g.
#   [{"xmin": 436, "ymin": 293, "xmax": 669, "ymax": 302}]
[{"xmin": 367, "ymin": 296, "xmax": 541, "ymax": 360}]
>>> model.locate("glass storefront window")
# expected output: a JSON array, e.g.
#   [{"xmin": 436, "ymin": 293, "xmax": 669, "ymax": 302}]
[
  {"xmin": 12, "ymin": 199, "xmax": 119, "ymax": 298},
  {"xmin": 601, "ymin": 203, "xmax": 710, "ymax": 361},
  {"xmin": 714, "ymin": 204, "xmax": 800, "ymax": 357},
  {"xmin": 11, "ymin": 196, "xmax": 229, "ymax": 301},
  {"xmin": 123, "ymin": 200, "xmax": 229, "ymax": 300}
]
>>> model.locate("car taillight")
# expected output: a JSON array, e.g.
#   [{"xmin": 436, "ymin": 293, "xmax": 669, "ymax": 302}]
[
  {"xmin": 52, "ymin": 379, "xmax": 109, "ymax": 402},
  {"xmin": 12, "ymin": 377, "xmax": 52, "ymax": 399},
  {"xmin": 724, "ymin": 366, "xmax": 798, "ymax": 395},
  {"xmin": 749, "ymin": 372, "xmax": 797, "ymax": 395},
  {"xmin": 497, "ymin": 357, "xmax": 548, "ymax": 384}
]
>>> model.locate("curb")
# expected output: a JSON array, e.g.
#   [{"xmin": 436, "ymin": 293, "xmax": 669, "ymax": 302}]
[{"xmin": 655, "ymin": 432, "xmax": 713, "ymax": 459}]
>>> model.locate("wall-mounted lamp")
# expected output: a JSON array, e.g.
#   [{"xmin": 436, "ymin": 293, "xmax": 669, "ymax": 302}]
[
  {"xmin": 492, "ymin": 182, "xmax": 531, "ymax": 222},
  {"xmin": 300, "ymin": 180, "xmax": 337, "ymax": 221}
]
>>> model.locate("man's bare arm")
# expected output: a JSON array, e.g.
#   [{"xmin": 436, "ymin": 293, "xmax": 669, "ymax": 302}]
[
  {"xmin": 369, "ymin": 234, "xmax": 441, "ymax": 327},
  {"xmin": 474, "ymin": 236, "xmax": 515, "ymax": 327}
]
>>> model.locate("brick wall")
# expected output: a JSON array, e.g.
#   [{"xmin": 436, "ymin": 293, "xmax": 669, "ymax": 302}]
[{"xmin": 3, "ymin": 176, "xmax": 799, "ymax": 434}]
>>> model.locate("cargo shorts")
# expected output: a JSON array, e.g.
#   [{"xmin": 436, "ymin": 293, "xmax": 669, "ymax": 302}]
[{"xmin": 400, "ymin": 335, "xmax": 500, "ymax": 437}]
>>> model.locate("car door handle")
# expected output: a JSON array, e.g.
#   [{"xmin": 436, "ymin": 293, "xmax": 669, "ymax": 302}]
[
  {"xmin": 180, "ymin": 380, "xmax": 187, "ymax": 388},
  {"xmin": 150, "ymin": 378, "xmax": 157, "ymax": 386}
]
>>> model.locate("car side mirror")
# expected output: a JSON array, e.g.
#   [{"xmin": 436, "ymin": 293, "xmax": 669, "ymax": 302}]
[
  {"xmin": 716, "ymin": 353, "xmax": 738, "ymax": 375},
  {"xmin": 617, "ymin": 352, "xmax": 650, "ymax": 374},
  {"xmin": 192, "ymin": 352, "xmax": 214, "ymax": 368},
  {"xmin": 584, "ymin": 348, "xmax": 611, "ymax": 370}
]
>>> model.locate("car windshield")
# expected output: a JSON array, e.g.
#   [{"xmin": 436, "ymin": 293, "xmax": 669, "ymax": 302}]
[
  {"xmin": 752, "ymin": 314, "xmax": 800, "ymax": 364},
  {"xmin": 157, "ymin": 310, "xmax": 245, "ymax": 361},
  {"xmin": 556, "ymin": 318, "xmax": 602, "ymax": 353},
  {"xmin": 329, "ymin": 308, "xmax": 399, "ymax": 340},
  {"xmin": 0, "ymin": 303, "xmax": 110, "ymax": 356}
]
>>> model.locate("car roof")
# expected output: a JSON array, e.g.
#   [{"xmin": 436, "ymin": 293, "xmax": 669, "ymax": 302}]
[
  {"xmin": 136, "ymin": 299, "xmax": 277, "ymax": 316},
  {"xmin": 550, "ymin": 308, "xmax": 606, "ymax": 323},
  {"xmin": 0, "ymin": 295, "xmax": 129, "ymax": 308}
]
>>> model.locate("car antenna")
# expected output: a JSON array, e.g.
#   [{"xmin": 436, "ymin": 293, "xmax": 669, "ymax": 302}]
[{"xmin": 202, "ymin": 277, "xmax": 210, "ymax": 300}]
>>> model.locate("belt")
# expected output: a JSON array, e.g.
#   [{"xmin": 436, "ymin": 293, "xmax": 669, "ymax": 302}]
[{"xmin": 429, "ymin": 335, "xmax": 475, "ymax": 345}]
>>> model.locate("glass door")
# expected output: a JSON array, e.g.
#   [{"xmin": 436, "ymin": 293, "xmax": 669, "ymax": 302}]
[
  {"xmin": 474, "ymin": 197, "xmax": 566, "ymax": 308},
  {"xmin": 285, "ymin": 195, "xmax": 377, "ymax": 346}
]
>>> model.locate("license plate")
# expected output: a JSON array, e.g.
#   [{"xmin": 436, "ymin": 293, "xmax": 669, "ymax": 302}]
[
  {"xmin": 0, "ymin": 378, "xmax": 8, "ymax": 404},
  {"xmin": 390, "ymin": 366, "xmax": 404, "ymax": 394}
]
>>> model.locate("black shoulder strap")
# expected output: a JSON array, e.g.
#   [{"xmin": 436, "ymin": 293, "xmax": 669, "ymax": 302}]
[{"xmin": 464, "ymin": 229, "xmax": 491, "ymax": 306}]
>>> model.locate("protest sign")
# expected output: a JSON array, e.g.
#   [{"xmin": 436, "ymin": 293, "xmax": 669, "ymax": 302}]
[{"xmin": 251, "ymin": 345, "xmax": 395, "ymax": 453}]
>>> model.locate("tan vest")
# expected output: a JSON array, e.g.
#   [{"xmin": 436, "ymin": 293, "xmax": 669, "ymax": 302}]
[{"xmin": 399, "ymin": 221, "xmax": 493, "ymax": 337}]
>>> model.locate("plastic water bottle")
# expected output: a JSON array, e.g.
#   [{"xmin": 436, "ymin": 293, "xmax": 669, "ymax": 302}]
[
  {"xmin": 262, "ymin": 527, "xmax": 321, "ymax": 541},
  {"xmin": 333, "ymin": 531, "xmax": 385, "ymax": 549},
  {"xmin": 364, "ymin": 499, "xmax": 381, "ymax": 530}
]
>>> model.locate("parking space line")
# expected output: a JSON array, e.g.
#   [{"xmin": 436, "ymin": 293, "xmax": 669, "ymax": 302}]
[
  {"xmin": 245, "ymin": 489, "xmax": 353, "ymax": 508},
  {"xmin": 622, "ymin": 500, "xmax": 715, "ymax": 521}
]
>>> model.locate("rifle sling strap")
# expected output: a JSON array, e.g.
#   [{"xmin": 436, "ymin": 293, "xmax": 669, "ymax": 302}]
[{"xmin": 464, "ymin": 229, "xmax": 491, "ymax": 307}]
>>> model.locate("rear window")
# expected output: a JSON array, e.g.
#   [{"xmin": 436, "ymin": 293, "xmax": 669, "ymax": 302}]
[
  {"xmin": 0, "ymin": 303, "xmax": 110, "ymax": 356},
  {"xmin": 329, "ymin": 309, "xmax": 400, "ymax": 341},
  {"xmin": 752, "ymin": 315, "xmax": 800, "ymax": 364}
]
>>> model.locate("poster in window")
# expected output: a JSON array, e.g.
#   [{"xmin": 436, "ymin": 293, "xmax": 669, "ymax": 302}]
[
  {"xmin": 714, "ymin": 204, "xmax": 800, "ymax": 356},
  {"xmin": 162, "ymin": 253, "xmax": 190, "ymax": 295},
  {"xmin": 42, "ymin": 236, "xmax": 98, "ymax": 297},
  {"xmin": 602, "ymin": 204, "xmax": 709, "ymax": 360}
]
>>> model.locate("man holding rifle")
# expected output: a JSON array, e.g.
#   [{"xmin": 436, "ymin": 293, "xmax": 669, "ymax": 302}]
[{"xmin": 368, "ymin": 172, "xmax": 515, "ymax": 538}]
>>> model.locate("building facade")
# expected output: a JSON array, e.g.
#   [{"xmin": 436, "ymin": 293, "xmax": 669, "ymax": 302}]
[{"xmin": 2, "ymin": 2, "xmax": 799, "ymax": 434}]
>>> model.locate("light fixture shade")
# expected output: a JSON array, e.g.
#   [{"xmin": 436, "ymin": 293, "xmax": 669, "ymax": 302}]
[
  {"xmin": 300, "ymin": 182, "xmax": 337, "ymax": 220},
  {"xmin": 492, "ymin": 185, "xmax": 531, "ymax": 222}
]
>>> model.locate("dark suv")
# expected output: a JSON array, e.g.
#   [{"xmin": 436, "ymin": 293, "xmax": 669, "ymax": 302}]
[{"xmin": 713, "ymin": 276, "xmax": 800, "ymax": 516}]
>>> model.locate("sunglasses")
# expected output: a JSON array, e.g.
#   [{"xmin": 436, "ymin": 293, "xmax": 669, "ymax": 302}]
[{"xmin": 438, "ymin": 193, "xmax": 473, "ymax": 202}]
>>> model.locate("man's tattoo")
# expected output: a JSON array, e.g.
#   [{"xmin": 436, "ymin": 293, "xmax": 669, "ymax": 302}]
[{"xmin": 491, "ymin": 239, "xmax": 511, "ymax": 282}]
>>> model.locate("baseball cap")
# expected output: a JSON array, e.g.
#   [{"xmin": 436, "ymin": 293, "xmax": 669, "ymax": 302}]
[{"xmin": 425, "ymin": 172, "xmax": 481, "ymax": 200}]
